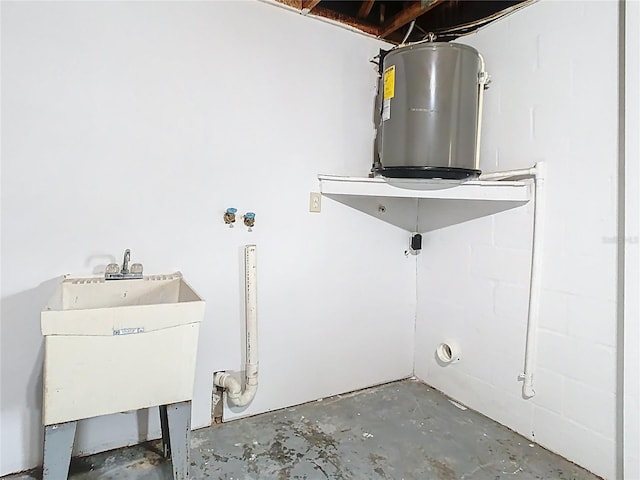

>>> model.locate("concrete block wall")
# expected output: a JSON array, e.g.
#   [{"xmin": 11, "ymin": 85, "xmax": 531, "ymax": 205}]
[{"xmin": 414, "ymin": 1, "xmax": 619, "ymax": 478}]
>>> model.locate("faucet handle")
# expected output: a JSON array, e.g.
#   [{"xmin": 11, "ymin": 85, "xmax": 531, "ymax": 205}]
[
  {"xmin": 105, "ymin": 263, "xmax": 120, "ymax": 274},
  {"xmin": 130, "ymin": 263, "xmax": 143, "ymax": 275}
]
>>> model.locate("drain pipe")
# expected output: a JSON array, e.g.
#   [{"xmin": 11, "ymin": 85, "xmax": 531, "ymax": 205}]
[
  {"xmin": 475, "ymin": 56, "xmax": 490, "ymax": 171},
  {"xmin": 478, "ymin": 166, "xmax": 537, "ymax": 181},
  {"xmin": 214, "ymin": 245, "xmax": 258, "ymax": 407},
  {"xmin": 479, "ymin": 162, "xmax": 546, "ymax": 398}
]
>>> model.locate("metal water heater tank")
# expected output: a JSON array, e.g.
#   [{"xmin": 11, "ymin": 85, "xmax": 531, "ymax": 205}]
[{"xmin": 376, "ymin": 42, "xmax": 487, "ymax": 180}]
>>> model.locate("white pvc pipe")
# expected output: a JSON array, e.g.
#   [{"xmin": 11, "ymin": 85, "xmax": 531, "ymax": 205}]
[
  {"xmin": 478, "ymin": 166, "xmax": 536, "ymax": 181},
  {"xmin": 214, "ymin": 244, "xmax": 258, "ymax": 407},
  {"xmin": 521, "ymin": 162, "xmax": 545, "ymax": 398},
  {"xmin": 436, "ymin": 341, "xmax": 462, "ymax": 364},
  {"xmin": 475, "ymin": 55, "xmax": 488, "ymax": 171},
  {"xmin": 478, "ymin": 163, "xmax": 545, "ymax": 398}
]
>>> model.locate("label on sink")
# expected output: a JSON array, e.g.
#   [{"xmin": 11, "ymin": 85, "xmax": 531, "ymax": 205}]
[{"xmin": 113, "ymin": 327, "xmax": 145, "ymax": 336}]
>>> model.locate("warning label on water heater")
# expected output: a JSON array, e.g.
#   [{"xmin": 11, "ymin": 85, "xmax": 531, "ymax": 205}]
[
  {"xmin": 382, "ymin": 65, "xmax": 395, "ymax": 121},
  {"xmin": 383, "ymin": 65, "xmax": 395, "ymax": 100},
  {"xmin": 382, "ymin": 99, "xmax": 391, "ymax": 121}
]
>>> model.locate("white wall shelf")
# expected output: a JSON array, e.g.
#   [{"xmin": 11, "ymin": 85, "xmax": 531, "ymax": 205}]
[{"xmin": 319, "ymin": 175, "xmax": 532, "ymax": 233}]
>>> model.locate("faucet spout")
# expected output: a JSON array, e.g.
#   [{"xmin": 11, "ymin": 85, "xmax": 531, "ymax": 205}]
[{"xmin": 121, "ymin": 249, "xmax": 131, "ymax": 275}]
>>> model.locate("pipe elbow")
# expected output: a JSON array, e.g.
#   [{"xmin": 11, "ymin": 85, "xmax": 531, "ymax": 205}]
[
  {"xmin": 523, "ymin": 385, "xmax": 536, "ymax": 398},
  {"xmin": 214, "ymin": 372, "xmax": 241, "ymax": 395},
  {"xmin": 227, "ymin": 389, "xmax": 243, "ymax": 402},
  {"xmin": 235, "ymin": 383, "xmax": 258, "ymax": 407},
  {"xmin": 521, "ymin": 374, "xmax": 536, "ymax": 398},
  {"xmin": 214, "ymin": 371, "xmax": 258, "ymax": 407}
]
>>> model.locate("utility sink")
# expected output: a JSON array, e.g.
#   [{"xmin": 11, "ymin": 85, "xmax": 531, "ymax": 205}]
[{"xmin": 41, "ymin": 273, "xmax": 205, "ymax": 425}]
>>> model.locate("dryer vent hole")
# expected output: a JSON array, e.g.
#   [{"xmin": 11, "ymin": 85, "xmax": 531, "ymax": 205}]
[
  {"xmin": 441, "ymin": 344, "xmax": 452, "ymax": 360},
  {"xmin": 437, "ymin": 342, "xmax": 459, "ymax": 364}
]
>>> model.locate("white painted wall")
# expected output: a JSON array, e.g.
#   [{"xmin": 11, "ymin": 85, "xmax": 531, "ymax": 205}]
[
  {"xmin": 0, "ymin": 1, "xmax": 415, "ymax": 475},
  {"xmin": 623, "ymin": 1, "xmax": 639, "ymax": 478},
  {"xmin": 414, "ymin": 2, "xmax": 619, "ymax": 478}
]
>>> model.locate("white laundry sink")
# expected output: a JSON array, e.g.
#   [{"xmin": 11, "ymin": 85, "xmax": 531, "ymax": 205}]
[{"xmin": 41, "ymin": 273, "xmax": 205, "ymax": 425}]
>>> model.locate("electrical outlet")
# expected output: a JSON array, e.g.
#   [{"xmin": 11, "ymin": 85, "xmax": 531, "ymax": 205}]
[{"xmin": 309, "ymin": 192, "xmax": 321, "ymax": 213}]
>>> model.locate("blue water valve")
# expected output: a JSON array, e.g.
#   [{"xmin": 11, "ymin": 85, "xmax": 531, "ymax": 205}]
[
  {"xmin": 224, "ymin": 208, "xmax": 238, "ymax": 226},
  {"xmin": 244, "ymin": 212, "xmax": 256, "ymax": 229}
]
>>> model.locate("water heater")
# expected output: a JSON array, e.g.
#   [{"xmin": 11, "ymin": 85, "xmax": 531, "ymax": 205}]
[{"xmin": 376, "ymin": 42, "xmax": 488, "ymax": 180}]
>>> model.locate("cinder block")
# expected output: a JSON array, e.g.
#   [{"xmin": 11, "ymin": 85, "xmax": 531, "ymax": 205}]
[
  {"xmin": 471, "ymin": 244, "xmax": 531, "ymax": 286},
  {"xmin": 530, "ymin": 366, "xmax": 564, "ymax": 414},
  {"xmin": 533, "ymin": 406, "xmax": 615, "ymax": 480},
  {"xmin": 538, "ymin": 331, "xmax": 616, "ymax": 394},
  {"xmin": 484, "ymin": 312, "xmax": 528, "ymax": 361},
  {"xmin": 487, "ymin": 349, "xmax": 527, "ymax": 394},
  {"xmin": 493, "ymin": 283, "xmax": 530, "ymax": 322},
  {"xmin": 538, "ymin": 289, "xmax": 570, "ymax": 335},
  {"xmin": 536, "ymin": 329, "xmax": 575, "ymax": 374},
  {"xmin": 484, "ymin": 388, "xmax": 535, "ymax": 437},
  {"xmin": 493, "ymin": 205, "xmax": 534, "ymax": 250},
  {"xmin": 543, "ymin": 251, "xmax": 617, "ymax": 301},
  {"xmin": 566, "ymin": 296, "xmax": 616, "ymax": 347},
  {"xmin": 563, "ymin": 378, "xmax": 616, "ymax": 439}
]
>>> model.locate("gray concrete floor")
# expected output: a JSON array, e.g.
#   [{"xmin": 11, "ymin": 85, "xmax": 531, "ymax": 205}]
[{"xmin": 6, "ymin": 379, "xmax": 600, "ymax": 480}]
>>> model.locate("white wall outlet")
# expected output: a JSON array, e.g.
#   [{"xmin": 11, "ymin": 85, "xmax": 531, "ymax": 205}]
[{"xmin": 309, "ymin": 192, "xmax": 321, "ymax": 213}]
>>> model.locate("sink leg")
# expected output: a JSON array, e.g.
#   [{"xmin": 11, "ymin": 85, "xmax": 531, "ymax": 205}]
[
  {"xmin": 165, "ymin": 401, "xmax": 191, "ymax": 480},
  {"xmin": 43, "ymin": 421, "xmax": 77, "ymax": 480},
  {"xmin": 159, "ymin": 405, "xmax": 171, "ymax": 458}
]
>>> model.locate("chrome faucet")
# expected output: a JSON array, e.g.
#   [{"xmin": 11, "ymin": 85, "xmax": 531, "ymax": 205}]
[
  {"xmin": 105, "ymin": 249, "xmax": 143, "ymax": 280},
  {"xmin": 121, "ymin": 249, "xmax": 131, "ymax": 275}
]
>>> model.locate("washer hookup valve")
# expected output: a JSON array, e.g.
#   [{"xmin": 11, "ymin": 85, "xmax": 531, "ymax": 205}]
[
  {"xmin": 224, "ymin": 208, "xmax": 237, "ymax": 227},
  {"xmin": 243, "ymin": 212, "xmax": 256, "ymax": 230}
]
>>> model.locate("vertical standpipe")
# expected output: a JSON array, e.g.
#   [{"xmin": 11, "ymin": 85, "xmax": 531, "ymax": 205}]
[
  {"xmin": 214, "ymin": 245, "xmax": 259, "ymax": 407},
  {"xmin": 479, "ymin": 163, "xmax": 546, "ymax": 398}
]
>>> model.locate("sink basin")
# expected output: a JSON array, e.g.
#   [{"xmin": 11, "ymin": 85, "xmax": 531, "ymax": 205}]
[{"xmin": 41, "ymin": 273, "xmax": 205, "ymax": 425}]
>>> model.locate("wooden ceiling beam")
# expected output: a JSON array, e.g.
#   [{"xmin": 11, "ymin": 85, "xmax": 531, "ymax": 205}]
[
  {"xmin": 309, "ymin": 7, "xmax": 380, "ymax": 36},
  {"xmin": 274, "ymin": 0, "xmax": 303, "ymax": 9},
  {"xmin": 357, "ymin": 0, "xmax": 376, "ymax": 19},
  {"xmin": 301, "ymin": 0, "xmax": 322, "ymax": 13},
  {"xmin": 378, "ymin": 0, "xmax": 445, "ymax": 38}
]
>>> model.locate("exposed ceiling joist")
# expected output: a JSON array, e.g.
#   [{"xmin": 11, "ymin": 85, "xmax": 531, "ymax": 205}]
[
  {"xmin": 378, "ymin": 0, "xmax": 445, "ymax": 38},
  {"xmin": 275, "ymin": 0, "xmax": 302, "ymax": 10},
  {"xmin": 357, "ymin": 0, "xmax": 376, "ymax": 19},
  {"xmin": 311, "ymin": 6, "xmax": 380, "ymax": 36},
  {"xmin": 272, "ymin": 0, "xmax": 533, "ymax": 44},
  {"xmin": 301, "ymin": 0, "xmax": 322, "ymax": 14}
]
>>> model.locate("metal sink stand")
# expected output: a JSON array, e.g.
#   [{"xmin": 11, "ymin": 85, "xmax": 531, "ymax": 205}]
[{"xmin": 42, "ymin": 401, "xmax": 191, "ymax": 480}]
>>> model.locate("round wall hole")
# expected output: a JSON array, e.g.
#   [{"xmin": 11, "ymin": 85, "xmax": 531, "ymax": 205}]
[{"xmin": 436, "ymin": 342, "xmax": 460, "ymax": 364}]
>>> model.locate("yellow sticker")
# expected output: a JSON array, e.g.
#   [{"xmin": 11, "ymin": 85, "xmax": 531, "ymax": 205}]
[{"xmin": 383, "ymin": 65, "xmax": 395, "ymax": 100}]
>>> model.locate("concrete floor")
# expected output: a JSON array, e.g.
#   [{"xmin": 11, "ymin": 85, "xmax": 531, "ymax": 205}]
[{"xmin": 6, "ymin": 379, "xmax": 600, "ymax": 480}]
